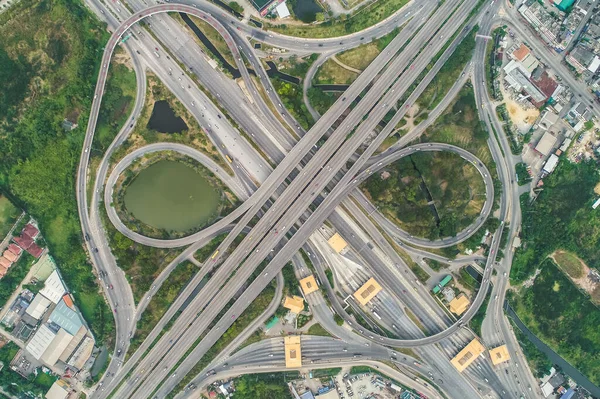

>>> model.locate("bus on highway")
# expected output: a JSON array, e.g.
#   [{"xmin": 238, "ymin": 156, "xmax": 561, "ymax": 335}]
[
  {"xmin": 225, "ymin": 155, "xmax": 233, "ymax": 163},
  {"xmin": 211, "ymin": 250, "xmax": 219, "ymax": 259}
]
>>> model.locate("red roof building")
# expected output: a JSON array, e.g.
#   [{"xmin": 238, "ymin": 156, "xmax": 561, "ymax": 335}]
[
  {"xmin": 0, "ymin": 257, "xmax": 12, "ymax": 269},
  {"xmin": 3, "ymin": 250, "xmax": 18, "ymax": 262},
  {"xmin": 62, "ymin": 294, "xmax": 74, "ymax": 309},
  {"xmin": 26, "ymin": 243, "xmax": 43, "ymax": 258},
  {"xmin": 23, "ymin": 224, "xmax": 39, "ymax": 239},
  {"xmin": 8, "ymin": 244, "xmax": 22, "ymax": 255},
  {"xmin": 13, "ymin": 234, "xmax": 33, "ymax": 250},
  {"xmin": 532, "ymin": 71, "xmax": 559, "ymax": 99}
]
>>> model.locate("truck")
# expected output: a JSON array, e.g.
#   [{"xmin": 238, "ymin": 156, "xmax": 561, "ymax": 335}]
[{"xmin": 153, "ymin": 51, "xmax": 160, "ymax": 58}]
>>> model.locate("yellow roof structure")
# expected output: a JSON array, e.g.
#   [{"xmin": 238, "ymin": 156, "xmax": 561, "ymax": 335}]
[
  {"xmin": 283, "ymin": 295, "xmax": 304, "ymax": 314},
  {"xmin": 353, "ymin": 277, "xmax": 382, "ymax": 305},
  {"xmin": 451, "ymin": 338, "xmax": 485, "ymax": 372},
  {"xmin": 284, "ymin": 336, "xmax": 302, "ymax": 368},
  {"xmin": 489, "ymin": 345, "xmax": 511, "ymax": 365},
  {"xmin": 299, "ymin": 275, "xmax": 319, "ymax": 295},
  {"xmin": 328, "ymin": 233, "xmax": 348, "ymax": 253},
  {"xmin": 449, "ymin": 294, "xmax": 470, "ymax": 315}
]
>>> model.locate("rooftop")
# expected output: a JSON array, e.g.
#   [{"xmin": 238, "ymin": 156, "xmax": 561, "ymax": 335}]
[
  {"xmin": 299, "ymin": 275, "xmax": 319, "ymax": 295},
  {"xmin": 448, "ymin": 294, "xmax": 470, "ymax": 315},
  {"xmin": 489, "ymin": 345, "xmax": 511, "ymax": 365},
  {"xmin": 284, "ymin": 336, "xmax": 302, "ymax": 368},
  {"xmin": 327, "ymin": 233, "xmax": 348, "ymax": 253},
  {"xmin": 40, "ymin": 270, "xmax": 67, "ymax": 304},
  {"xmin": 45, "ymin": 379, "xmax": 70, "ymax": 399},
  {"xmin": 450, "ymin": 338, "xmax": 485, "ymax": 372},
  {"xmin": 513, "ymin": 43, "xmax": 531, "ymax": 61},
  {"xmin": 48, "ymin": 299, "xmax": 85, "ymax": 335},
  {"xmin": 535, "ymin": 131, "xmax": 558, "ymax": 156},
  {"xmin": 353, "ymin": 277, "xmax": 382, "ymax": 305},
  {"xmin": 283, "ymin": 295, "xmax": 304, "ymax": 314}
]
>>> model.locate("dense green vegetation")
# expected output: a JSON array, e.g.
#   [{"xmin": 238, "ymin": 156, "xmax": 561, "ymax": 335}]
[
  {"xmin": 129, "ymin": 261, "xmax": 197, "ymax": 355},
  {"xmin": 307, "ymin": 87, "xmax": 339, "ymax": 115},
  {"xmin": 194, "ymin": 233, "xmax": 227, "ymax": 263},
  {"xmin": 269, "ymin": 0, "xmax": 409, "ymax": 38},
  {"xmin": 281, "ymin": 262, "xmax": 299, "ymax": 296},
  {"xmin": 512, "ymin": 259, "xmax": 600, "ymax": 383},
  {"xmin": 103, "ymin": 212, "xmax": 179, "ymax": 303},
  {"xmin": 281, "ymin": 53, "xmax": 318, "ymax": 78},
  {"xmin": 362, "ymin": 151, "xmax": 485, "ymax": 239},
  {"xmin": 515, "ymin": 162, "xmax": 532, "ymax": 186},
  {"xmin": 469, "ymin": 289, "xmax": 490, "ymax": 336},
  {"xmin": 94, "ymin": 61, "xmax": 136, "ymax": 152},
  {"xmin": 0, "ymin": 195, "xmax": 20, "ymax": 237},
  {"xmin": 0, "ymin": 0, "xmax": 114, "ymax": 344},
  {"xmin": 272, "ymin": 78, "xmax": 314, "ymax": 130},
  {"xmin": 508, "ymin": 318, "xmax": 553, "ymax": 378},
  {"xmin": 511, "ymin": 161, "xmax": 599, "ymax": 283},
  {"xmin": 231, "ymin": 372, "xmax": 297, "ymax": 398},
  {"xmin": 0, "ymin": 341, "xmax": 56, "ymax": 397}
]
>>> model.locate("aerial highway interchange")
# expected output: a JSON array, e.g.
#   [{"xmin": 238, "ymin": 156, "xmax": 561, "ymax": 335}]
[{"xmin": 65, "ymin": 0, "xmax": 599, "ymax": 397}]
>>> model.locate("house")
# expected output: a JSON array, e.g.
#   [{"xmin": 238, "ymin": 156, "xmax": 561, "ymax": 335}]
[
  {"xmin": 3, "ymin": 249, "xmax": 18, "ymax": 263},
  {"xmin": 23, "ymin": 224, "xmax": 39, "ymax": 239},
  {"xmin": 27, "ymin": 243, "xmax": 43, "ymax": 258},
  {"xmin": 13, "ymin": 234, "xmax": 34, "ymax": 250}
]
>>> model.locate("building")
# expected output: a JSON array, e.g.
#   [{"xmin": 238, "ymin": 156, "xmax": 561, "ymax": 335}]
[
  {"xmin": 560, "ymin": 388, "xmax": 575, "ymax": 399},
  {"xmin": 353, "ymin": 277, "xmax": 382, "ymax": 305},
  {"xmin": 538, "ymin": 110, "xmax": 560, "ymax": 130},
  {"xmin": 3, "ymin": 249, "xmax": 18, "ymax": 262},
  {"xmin": 512, "ymin": 43, "xmax": 531, "ymax": 62},
  {"xmin": 25, "ymin": 294, "xmax": 51, "ymax": 321},
  {"xmin": 543, "ymin": 154, "xmax": 560, "ymax": 174},
  {"xmin": 284, "ymin": 336, "xmax": 302, "ymax": 368},
  {"xmin": 450, "ymin": 338, "xmax": 485, "ymax": 372},
  {"xmin": 40, "ymin": 270, "xmax": 67, "ymax": 304},
  {"xmin": 327, "ymin": 233, "xmax": 348, "ymax": 254},
  {"xmin": 448, "ymin": 294, "xmax": 470, "ymax": 316},
  {"xmin": 8, "ymin": 244, "xmax": 22, "ymax": 256},
  {"xmin": 0, "ymin": 257, "xmax": 12, "ymax": 270},
  {"xmin": 283, "ymin": 295, "xmax": 304, "ymax": 314},
  {"xmin": 13, "ymin": 234, "xmax": 33, "ymax": 250},
  {"xmin": 299, "ymin": 275, "xmax": 319, "ymax": 296},
  {"xmin": 535, "ymin": 131, "xmax": 558, "ymax": 156},
  {"xmin": 275, "ymin": 1, "xmax": 290, "ymax": 18},
  {"xmin": 23, "ymin": 224, "xmax": 39, "ymax": 239},
  {"xmin": 48, "ymin": 299, "xmax": 85, "ymax": 335},
  {"xmin": 489, "ymin": 345, "xmax": 511, "ymax": 365},
  {"xmin": 250, "ymin": 0, "xmax": 284, "ymax": 16},
  {"xmin": 45, "ymin": 379, "xmax": 70, "ymax": 399}
]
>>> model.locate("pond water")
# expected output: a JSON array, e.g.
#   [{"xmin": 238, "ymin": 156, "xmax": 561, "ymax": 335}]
[
  {"xmin": 292, "ymin": 0, "xmax": 322, "ymax": 23},
  {"xmin": 147, "ymin": 100, "xmax": 188, "ymax": 133},
  {"xmin": 123, "ymin": 160, "xmax": 221, "ymax": 232}
]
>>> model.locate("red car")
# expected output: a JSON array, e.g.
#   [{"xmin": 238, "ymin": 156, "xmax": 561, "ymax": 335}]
[{"xmin": 110, "ymin": 284, "xmax": 114, "ymax": 289}]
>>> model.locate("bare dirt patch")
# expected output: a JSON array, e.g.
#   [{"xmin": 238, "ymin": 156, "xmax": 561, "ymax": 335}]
[
  {"xmin": 550, "ymin": 250, "xmax": 599, "ymax": 303},
  {"xmin": 504, "ymin": 98, "xmax": 539, "ymax": 133}
]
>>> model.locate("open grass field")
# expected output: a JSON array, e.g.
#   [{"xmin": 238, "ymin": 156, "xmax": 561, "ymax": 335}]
[
  {"xmin": 553, "ymin": 251, "xmax": 584, "ymax": 279},
  {"xmin": 362, "ymin": 151, "xmax": 485, "ymax": 239},
  {"xmin": 314, "ymin": 58, "xmax": 359, "ymax": 85},
  {"xmin": 268, "ymin": 0, "xmax": 409, "ymax": 38},
  {"xmin": 0, "ymin": 196, "xmax": 20, "ymax": 238},
  {"xmin": 336, "ymin": 27, "xmax": 399, "ymax": 70}
]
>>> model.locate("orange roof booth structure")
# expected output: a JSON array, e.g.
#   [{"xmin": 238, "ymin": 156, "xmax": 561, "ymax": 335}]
[
  {"xmin": 327, "ymin": 233, "xmax": 348, "ymax": 253},
  {"xmin": 451, "ymin": 338, "xmax": 485, "ymax": 372},
  {"xmin": 489, "ymin": 345, "xmax": 511, "ymax": 365},
  {"xmin": 283, "ymin": 295, "xmax": 304, "ymax": 314},
  {"xmin": 299, "ymin": 275, "xmax": 319, "ymax": 295},
  {"xmin": 284, "ymin": 336, "xmax": 302, "ymax": 368},
  {"xmin": 353, "ymin": 277, "xmax": 382, "ymax": 305},
  {"xmin": 449, "ymin": 294, "xmax": 470, "ymax": 315}
]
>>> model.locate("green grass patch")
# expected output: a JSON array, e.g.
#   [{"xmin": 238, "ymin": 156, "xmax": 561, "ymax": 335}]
[
  {"xmin": 268, "ymin": 0, "xmax": 410, "ymax": 38},
  {"xmin": 129, "ymin": 261, "xmax": 197, "ymax": 356},
  {"xmin": 307, "ymin": 323, "xmax": 333, "ymax": 337},
  {"xmin": 0, "ymin": 342, "xmax": 56, "ymax": 397},
  {"xmin": 553, "ymin": 251, "xmax": 584, "ymax": 279},
  {"xmin": 230, "ymin": 372, "xmax": 299, "ymax": 398},
  {"xmin": 272, "ymin": 77, "xmax": 314, "ymax": 130},
  {"xmin": 307, "ymin": 87, "xmax": 340, "ymax": 115},
  {"xmin": 314, "ymin": 58, "xmax": 359, "ymax": 85},
  {"xmin": 469, "ymin": 289, "xmax": 490, "ymax": 337},
  {"xmin": 311, "ymin": 368, "xmax": 342, "ymax": 378},
  {"xmin": 337, "ymin": 27, "xmax": 400, "ymax": 70},
  {"xmin": 0, "ymin": 195, "xmax": 20, "ymax": 238}
]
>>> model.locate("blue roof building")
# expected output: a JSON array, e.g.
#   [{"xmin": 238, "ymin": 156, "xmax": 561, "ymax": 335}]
[{"xmin": 48, "ymin": 299, "xmax": 85, "ymax": 335}]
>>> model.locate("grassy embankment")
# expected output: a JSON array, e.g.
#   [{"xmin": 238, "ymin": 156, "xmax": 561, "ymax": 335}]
[
  {"xmin": 128, "ymin": 261, "xmax": 197, "ymax": 355},
  {"xmin": 268, "ymin": 0, "xmax": 409, "ymax": 38},
  {"xmin": 0, "ymin": 0, "xmax": 114, "ymax": 345}
]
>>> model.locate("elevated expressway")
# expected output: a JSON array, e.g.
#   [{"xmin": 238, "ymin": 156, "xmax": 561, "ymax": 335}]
[
  {"xmin": 82, "ymin": 2, "xmax": 516, "ymax": 399},
  {"xmin": 98, "ymin": 1, "xmax": 494, "ymax": 398}
]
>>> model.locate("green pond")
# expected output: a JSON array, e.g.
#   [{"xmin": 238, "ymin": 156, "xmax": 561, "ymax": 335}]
[{"xmin": 123, "ymin": 160, "xmax": 221, "ymax": 232}]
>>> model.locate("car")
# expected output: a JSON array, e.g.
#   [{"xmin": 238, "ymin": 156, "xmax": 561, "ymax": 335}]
[
  {"xmin": 155, "ymin": 47, "xmax": 159, "ymax": 51},
  {"xmin": 109, "ymin": 284, "xmax": 114, "ymax": 289},
  {"xmin": 231, "ymin": 314, "xmax": 236, "ymax": 319}
]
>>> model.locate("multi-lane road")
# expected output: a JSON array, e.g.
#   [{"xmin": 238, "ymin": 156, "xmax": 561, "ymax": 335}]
[{"xmin": 70, "ymin": 0, "xmax": 577, "ymax": 396}]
